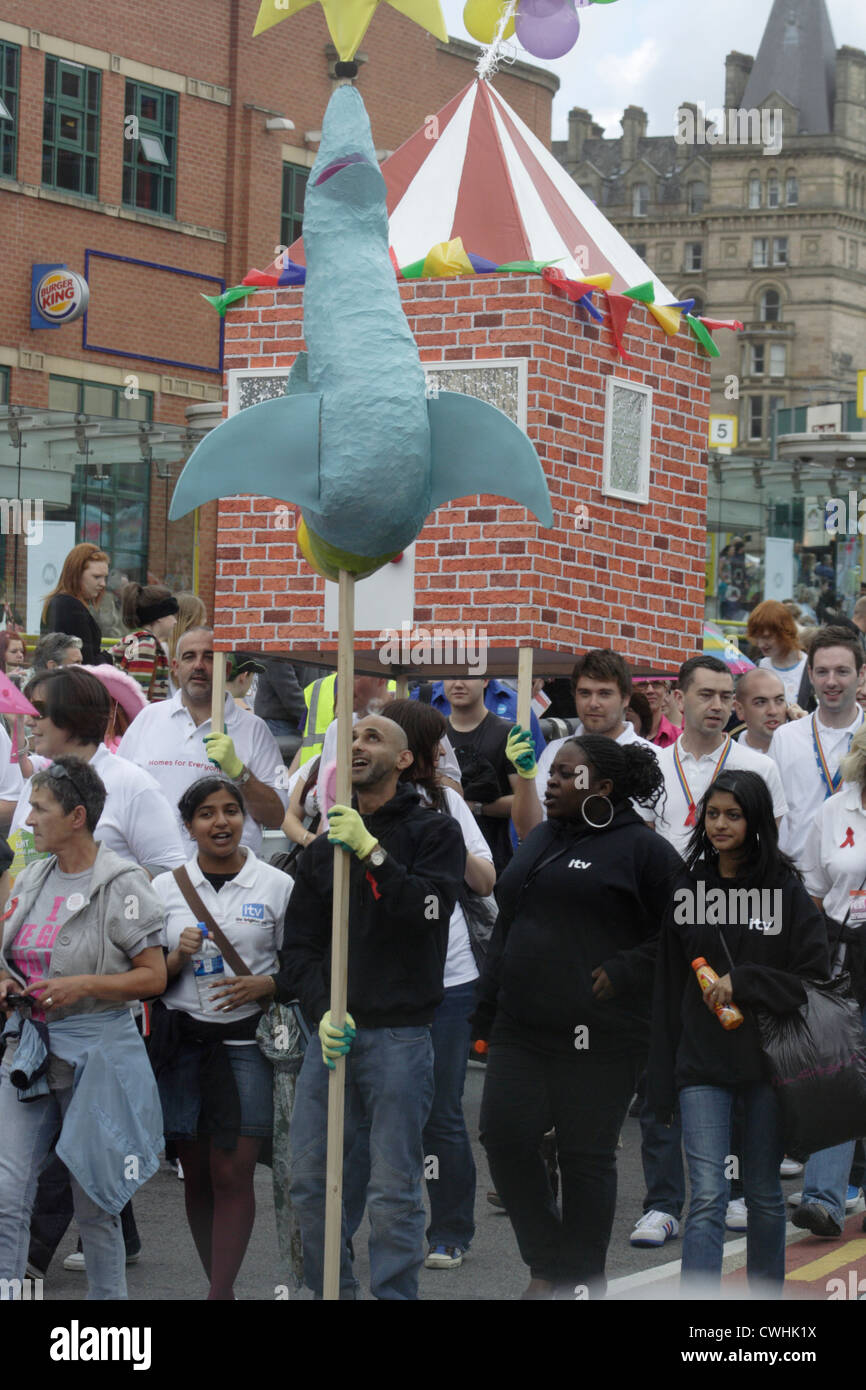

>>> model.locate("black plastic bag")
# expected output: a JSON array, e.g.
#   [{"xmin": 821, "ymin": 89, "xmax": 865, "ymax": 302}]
[{"xmin": 757, "ymin": 973, "xmax": 866, "ymax": 1161}]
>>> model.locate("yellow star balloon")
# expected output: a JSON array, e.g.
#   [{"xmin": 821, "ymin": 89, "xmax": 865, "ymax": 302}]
[{"xmin": 253, "ymin": 0, "xmax": 448, "ymax": 59}]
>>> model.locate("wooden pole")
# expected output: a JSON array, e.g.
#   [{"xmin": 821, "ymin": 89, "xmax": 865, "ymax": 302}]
[
  {"xmin": 211, "ymin": 649, "xmax": 227, "ymax": 734},
  {"xmin": 516, "ymin": 647, "xmax": 533, "ymax": 732},
  {"xmin": 394, "ymin": 674, "xmax": 409, "ymax": 698},
  {"xmin": 323, "ymin": 568, "xmax": 355, "ymax": 1301}
]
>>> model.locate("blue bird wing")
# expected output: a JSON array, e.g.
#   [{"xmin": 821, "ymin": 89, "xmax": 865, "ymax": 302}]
[
  {"xmin": 427, "ymin": 391, "xmax": 553, "ymax": 528},
  {"xmin": 168, "ymin": 392, "xmax": 322, "ymax": 520}
]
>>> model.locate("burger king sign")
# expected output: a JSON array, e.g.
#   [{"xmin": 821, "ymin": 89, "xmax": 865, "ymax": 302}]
[{"xmin": 30, "ymin": 263, "xmax": 89, "ymax": 329}]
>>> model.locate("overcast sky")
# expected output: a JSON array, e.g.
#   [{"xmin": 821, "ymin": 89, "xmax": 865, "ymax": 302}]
[{"xmin": 438, "ymin": 0, "xmax": 866, "ymax": 140}]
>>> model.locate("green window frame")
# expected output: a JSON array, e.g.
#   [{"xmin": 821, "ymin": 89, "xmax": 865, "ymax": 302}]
[
  {"xmin": 281, "ymin": 164, "xmax": 309, "ymax": 251},
  {"xmin": 48, "ymin": 375, "xmax": 154, "ymax": 422},
  {"xmin": 0, "ymin": 40, "xmax": 20, "ymax": 180},
  {"xmin": 122, "ymin": 80, "xmax": 177, "ymax": 218},
  {"xmin": 42, "ymin": 57, "xmax": 100, "ymax": 197}
]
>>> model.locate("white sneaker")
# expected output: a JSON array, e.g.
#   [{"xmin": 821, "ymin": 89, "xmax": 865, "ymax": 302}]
[
  {"xmin": 788, "ymin": 1190, "xmax": 802, "ymax": 1207},
  {"xmin": 725, "ymin": 1198, "xmax": 748, "ymax": 1231},
  {"xmin": 780, "ymin": 1157, "xmax": 803, "ymax": 1178},
  {"xmin": 177, "ymin": 1161, "xmax": 184, "ymax": 1181},
  {"xmin": 630, "ymin": 1210, "xmax": 679, "ymax": 1247},
  {"xmin": 63, "ymin": 1250, "xmax": 86, "ymax": 1272}
]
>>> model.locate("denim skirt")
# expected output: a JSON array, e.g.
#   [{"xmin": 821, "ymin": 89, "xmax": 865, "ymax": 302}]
[{"xmin": 159, "ymin": 1041, "xmax": 274, "ymax": 1140}]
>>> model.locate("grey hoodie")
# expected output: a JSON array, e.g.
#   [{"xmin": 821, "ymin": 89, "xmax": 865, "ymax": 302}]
[{"xmin": 0, "ymin": 843, "xmax": 166, "ymax": 1022}]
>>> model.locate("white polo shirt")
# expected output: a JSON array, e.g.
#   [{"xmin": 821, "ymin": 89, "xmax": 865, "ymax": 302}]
[
  {"xmin": 653, "ymin": 733, "xmax": 788, "ymax": 858},
  {"xmin": 117, "ymin": 690, "xmax": 289, "ymax": 853},
  {"xmin": 769, "ymin": 707, "xmax": 866, "ymax": 867},
  {"xmin": 8, "ymin": 742, "xmax": 187, "ymax": 871},
  {"xmin": 801, "ymin": 781, "xmax": 866, "ymax": 926},
  {"xmin": 535, "ymin": 722, "xmax": 657, "ymax": 821},
  {"xmin": 153, "ymin": 848, "xmax": 293, "ymax": 1033}
]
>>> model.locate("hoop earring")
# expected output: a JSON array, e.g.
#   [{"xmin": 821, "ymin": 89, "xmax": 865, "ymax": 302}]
[{"xmin": 580, "ymin": 794, "xmax": 614, "ymax": 829}]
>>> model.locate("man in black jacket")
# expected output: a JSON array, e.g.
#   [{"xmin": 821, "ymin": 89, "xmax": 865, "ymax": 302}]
[{"xmin": 274, "ymin": 714, "xmax": 466, "ymax": 1299}]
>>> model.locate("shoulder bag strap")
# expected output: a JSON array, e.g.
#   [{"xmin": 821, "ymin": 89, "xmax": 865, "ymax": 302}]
[{"xmin": 172, "ymin": 866, "xmax": 252, "ymax": 977}]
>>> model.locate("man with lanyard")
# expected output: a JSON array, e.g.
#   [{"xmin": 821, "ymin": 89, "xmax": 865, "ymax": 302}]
[
  {"xmin": 768, "ymin": 627, "xmax": 865, "ymax": 867},
  {"xmin": 629, "ymin": 654, "xmax": 788, "ymax": 1252}
]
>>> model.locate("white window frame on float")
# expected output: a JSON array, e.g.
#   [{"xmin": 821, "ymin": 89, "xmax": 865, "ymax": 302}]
[
  {"xmin": 226, "ymin": 359, "xmax": 530, "ymax": 428},
  {"xmin": 602, "ymin": 377, "xmax": 653, "ymax": 504},
  {"xmin": 227, "ymin": 366, "xmax": 290, "ymax": 417}
]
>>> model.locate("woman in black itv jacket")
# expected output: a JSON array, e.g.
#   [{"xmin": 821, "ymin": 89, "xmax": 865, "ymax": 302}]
[
  {"xmin": 647, "ymin": 769, "xmax": 829, "ymax": 1295},
  {"xmin": 475, "ymin": 735, "xmax": 683, "ymax": 1300}
]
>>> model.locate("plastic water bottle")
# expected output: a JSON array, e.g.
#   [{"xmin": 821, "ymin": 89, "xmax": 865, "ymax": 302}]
[
  {"xmin": 191, "ymin": 923, "xmax": 225, "ymax": 1015},
  {"xmin": 691, "ymin": 957, "xmax": 744, "ymax": 1031}
]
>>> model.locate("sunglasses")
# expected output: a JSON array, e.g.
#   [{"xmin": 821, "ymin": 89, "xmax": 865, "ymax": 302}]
[
  {"xmin": 44, "ymin": 763, "xmax": 87, "ymax": 805},
  {"xmin": 29, "ymin": 699, "xmax": 47, "ymax": 717}
]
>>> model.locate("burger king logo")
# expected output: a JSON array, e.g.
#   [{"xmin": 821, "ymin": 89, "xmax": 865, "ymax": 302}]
[{"xmin": 35, "ymin": 269, "xmax": 89, "ymax": 324}]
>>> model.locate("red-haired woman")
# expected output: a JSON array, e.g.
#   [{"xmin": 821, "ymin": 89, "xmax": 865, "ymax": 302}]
[
  {"xmin": 746, "ymin": 599, "xmax": 807, "ymax": 708},
  {"xmin": 41, "ymin": 544, "xmax": 112, "ymax": 666},
  {"xmin": 0, "ymin": 631, "xmax": 27, "ymax": 689}
]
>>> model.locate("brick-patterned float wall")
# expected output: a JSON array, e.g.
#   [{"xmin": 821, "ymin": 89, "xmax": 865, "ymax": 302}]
[{"xmin": 214, "ymin": 275, "xmax": 710, "ymax": 665}]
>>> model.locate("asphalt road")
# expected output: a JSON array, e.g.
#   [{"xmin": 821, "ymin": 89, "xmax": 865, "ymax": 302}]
[{"xmin": 35, "ymin": 1060, "xmax": 819, "ymax": 1303}]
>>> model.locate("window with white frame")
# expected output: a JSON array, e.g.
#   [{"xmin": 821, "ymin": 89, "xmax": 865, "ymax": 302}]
[
  {"xmin": 752, "ymin": 237, "xmax": 769, "ymax": 268},
  {"xmin": 685, "ymin": 241, "xmax": 703, "ymax": 271},
  {"xmin": 769, "ymin": 343, "xmax": 786, "ymax": 378},
  {"xmin": 760, "ymin": 288, "xmax": 781, "ymax": 322},
  {"xmin": 767, "ymin": 176, "xmax": 780, "ymax": 208},
  {"xmin": 786, "ymin": 175, "xmax": 798, "ymax": 205},
  {"xmin": 773, "ymin": 236, "xmax": 788, "ymax": 266},
  {"xmin": 749, "ymin": 176, "xmax": 762, "ymax": 208},
  {"xmin": 688, "ymin": 180, "xmax": 706, "ymax": 214},
  {"xmin": 749, "ymin": 396, "xmax": 764, "ymax": 440},
  {"xmin": 632, "ymin": 183, "xmax": 649, "ymax": 217},
  {"xmin": 603, "ymin": 378, "xmax": 652, "ymax": 503},
  {"xmin": 750, "ymin": 343, "xmax": 765, "ymax": 375}
]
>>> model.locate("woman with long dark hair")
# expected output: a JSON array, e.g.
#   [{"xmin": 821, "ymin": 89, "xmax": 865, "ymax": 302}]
[
  {"xmin": 648, "ymin": 768, "xmax": 829, "ymax": 1293},
  {"xmin": 476, "ymin": 735, "xmax": 683, "ymax": 1299},
  {"xmin": 150, "ymin": 775, "xmax": 293, "ymax": 1300},
  {"xmin": 41, "ymin": 544, "xmax": 112, "ymax": 666}
]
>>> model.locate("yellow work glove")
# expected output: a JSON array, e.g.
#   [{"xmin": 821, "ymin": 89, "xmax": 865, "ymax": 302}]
[
  {"xmin": 328, "ymin": 805, "xmax": 378, "ymax": 861},
  {"xmin": 203, "ymin": 731, "xmax": 244, "ymax": 780},
  {"xmin": 506, "ymin": 724, "xmax": 537, "ymax": 779},
  {"xmin": 319, "ymin": 1010, "xmax": 356, "ymax": 1069}
]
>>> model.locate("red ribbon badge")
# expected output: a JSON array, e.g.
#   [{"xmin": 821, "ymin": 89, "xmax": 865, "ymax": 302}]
[{"xmin": 841, "ymin": 827, "xmax": 855, "ymax": 849}]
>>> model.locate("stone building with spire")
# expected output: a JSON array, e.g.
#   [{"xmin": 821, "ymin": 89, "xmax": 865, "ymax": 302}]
[{"xmin": 554, "ymin": 0, "xmax": 866, "ymax": 460}]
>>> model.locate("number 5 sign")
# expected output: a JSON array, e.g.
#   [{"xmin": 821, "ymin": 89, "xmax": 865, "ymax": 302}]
[{"xmin": 709, "ymin": 414, "xmax": 738, "ymax": 450}]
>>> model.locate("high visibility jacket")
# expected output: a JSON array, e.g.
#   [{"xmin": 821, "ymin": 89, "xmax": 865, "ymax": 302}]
[
  {"xmin": 299, "ymin": 674, "xmax": 337, "ymax": 766},
  {"xmin": 298, "ymin": 674, "xmax": 398, "ymax": 766}
]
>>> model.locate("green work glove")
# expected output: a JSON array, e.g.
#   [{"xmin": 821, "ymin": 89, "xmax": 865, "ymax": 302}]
[
  {"xmin": 506, "ymin": 724, "xmax": 537, "ymax": 779},
  {"xmin": 203, "ymin": 731, "xmax": 244, "ymax": 779},
  {"xmin": 328, "ymin": 805, "xmax": 378, "ymax": 861},
  {"xmin": 319, "ymin": 1010, "xmax": 356, "ymax": 1069}
]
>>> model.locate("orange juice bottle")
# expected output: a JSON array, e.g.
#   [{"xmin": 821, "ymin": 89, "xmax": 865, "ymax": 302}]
[{"xmin": 691, "ymin": 957, "xmax": 744, "ymax": 1031}]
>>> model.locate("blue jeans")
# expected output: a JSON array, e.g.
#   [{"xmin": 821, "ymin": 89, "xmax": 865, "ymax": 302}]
[
  {"xmin": 423, "ymin": 980, "xmax": 477, "ymax": 1249},
  {"xmin": 264, "ymin": 718, "xmax": 299, "ymax": 737},
  {"xmin": 0, "ymin": 1059, "xmax": 126, "ymax": 1299},
  {"xmin": 800, "ymin": 1141, "xmax": 853, "ymax": 1229},
  {"xmin": 640, "ymin": 1098, "xmax": 685, "ymax": 1220},
  {"xmin": 680, "ymin": 1083, "xmax": 786, "ymax": 1292},
  {"xmin": 290, "ymin": 1024, "xmax": 434, "ymax": 1300}
]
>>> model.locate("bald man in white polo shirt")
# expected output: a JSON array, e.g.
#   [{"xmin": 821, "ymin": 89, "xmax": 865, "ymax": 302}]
[{"xmin": 118, "ymin": 628, "xmax": 288, "ymax": 852}]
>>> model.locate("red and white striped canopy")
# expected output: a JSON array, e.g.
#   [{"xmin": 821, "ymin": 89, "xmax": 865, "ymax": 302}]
[{"xmin": 278, "ymin": 79, "xmax": 675, "ymax": 303}]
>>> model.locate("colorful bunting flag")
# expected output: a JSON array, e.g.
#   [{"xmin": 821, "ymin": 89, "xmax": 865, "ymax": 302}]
[
  {"xmin": 686, "ymin": 314, "xmax": 722, "ymax": 357},
  {"xmin": 604, "ymin": 292, "xmax": 635, "ymax": 360},
  {"xmin": 648, "ymin": 303, "xmax": 683, "ymax": 336},
  {"xmin": 623, "ymin": 281, "xmax": 655, "ymax": 304}
]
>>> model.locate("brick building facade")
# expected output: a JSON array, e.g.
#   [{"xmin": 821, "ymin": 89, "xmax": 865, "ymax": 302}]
[
  {"xmin": 0, "ymin": 0, "xmax": 555, "ymax": 620},
  {"xmin": 213, "ymin": 277, "xmax": 711, "ymax": 667}
]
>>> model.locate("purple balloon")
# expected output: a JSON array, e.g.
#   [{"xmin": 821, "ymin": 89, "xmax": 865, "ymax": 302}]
[{"xmin": 516, "ymin": 0, "xmax": 580, "ymax": 58}]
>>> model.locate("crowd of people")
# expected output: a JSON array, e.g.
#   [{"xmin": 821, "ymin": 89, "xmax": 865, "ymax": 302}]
[{"xmin": 1, "ymin": 546, "xmax": 866, "ymax": 1301}]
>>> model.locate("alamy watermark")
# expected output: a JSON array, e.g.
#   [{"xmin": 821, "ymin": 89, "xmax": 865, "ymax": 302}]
[
  {"xmin": 0, "ymin": 498, "xmax": 43, "ymax": 546},
  {"xmin": 675, "ymin": 102, "xmax": 783, "ymax": 156},
  {"xmin": 825, "ymin": 493, "xmax": 866, "ymax": 535},
  {"xmin": 673, "ymin": 885, "xmax": 782, "ymax": 932},
  {"xmin": 378, "ymin": 622, "xmax": 488, "ymax": 676}
]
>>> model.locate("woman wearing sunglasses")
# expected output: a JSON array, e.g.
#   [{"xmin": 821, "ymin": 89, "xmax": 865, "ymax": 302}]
[
  {"xmin": 9, "ymin": 666, "xmax": 186, "ymax": 877},
  {"xmin": 647, "ymin": 769, "xmax": 829, "ymax": 1293},
  {"xmin": 476, "ymin": 735, "xmax": 682, "ymax": 1299},
  {"xmin": 0, "ymin": 755, "xmax": 166, "ymax": 1300}
]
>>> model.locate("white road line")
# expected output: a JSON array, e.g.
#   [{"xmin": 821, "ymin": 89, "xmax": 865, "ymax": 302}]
[{"xmin": 608, "ymin": 1224, "xmax": 813, "ymax": 1296}]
